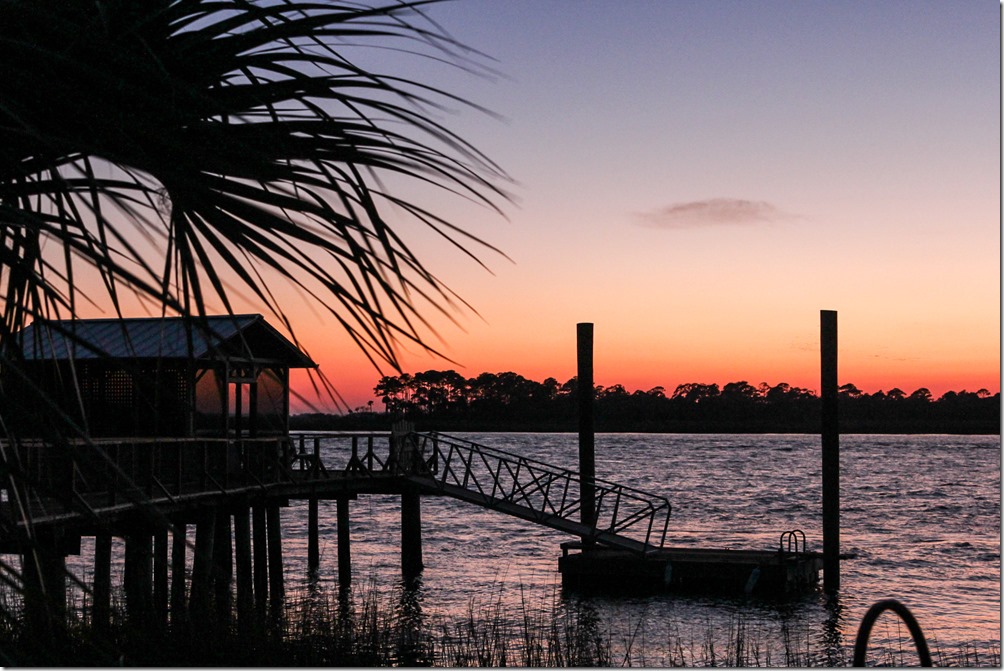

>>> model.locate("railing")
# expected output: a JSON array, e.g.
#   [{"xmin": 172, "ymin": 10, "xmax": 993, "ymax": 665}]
[
  {"xmin": 4, "ymin": 436, "xmax": 296, "ymax": 518},
  {"xmin": 407, "ymin": 432, "xmax": 671, "ymax": 553}
]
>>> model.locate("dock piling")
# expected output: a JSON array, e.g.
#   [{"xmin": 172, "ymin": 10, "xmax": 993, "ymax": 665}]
[
  {"xmin": 92, "ymin": 533, "xmax": 112, "ymax": 631},
  {"xmin": 170, "ymin": 523, "xmax": 188, "ymax": 628},
  {"xmin": 337, "ymin": 497, "xmax": 352, "ymax": 588},
  {"xmin": 266, "ymin": 504, "xmax": 285, "ymax": 626},
  {"xmin": 577, "ymin": 323, "xmax": 596, "ymax": 542},
  {"xmin": 401, "ymin": 489, "xmax": 423, "ymax": 578},
  {"xmin": 821, "ymin": 309, "xmax": 840, "ymax": 593},
  {"xmin": 233, "ymin": 506, "xmax": 255, "ymax": 636}
]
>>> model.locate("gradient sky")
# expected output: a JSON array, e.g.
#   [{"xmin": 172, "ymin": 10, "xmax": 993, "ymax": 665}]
[
  {"xmin": 279, "ymin": 0, "xmax": 1000, "ymax": 412},
  {"xmin": 109, "ymin": 1, "xmax": 1002, "ymax": 412}
]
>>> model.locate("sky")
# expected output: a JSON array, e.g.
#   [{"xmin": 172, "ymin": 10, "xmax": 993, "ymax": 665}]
[
  {"xmin": 276, "ymin": 0, "xmax": 1000, "ymax": 412},
  {"xmin": 62, "ymin": 1, "xmax": 997, "ymax": 412}
]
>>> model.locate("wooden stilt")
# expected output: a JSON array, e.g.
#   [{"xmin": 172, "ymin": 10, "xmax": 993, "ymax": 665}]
[
  {"xmin": 92, "ymin": 533, "xmax": 112, "ymax": 632},
  {"xmin": 189, "ymin": 512, "xmax": 216, "ymax": 624},
  {"xmin": 308, "ymin": 497, "xmax": 319, "ymax": 572},
  {"xmin": 170, "ymin": 523, "xmax": 188, "ymax": 629},
  {"xmin": 401, "ymin": 490, "xmax": 423, "ymax": 578},
  {"xmin": 266, "ymin": 504, "xmax": 285, "ymax": 625},
  {"xmin": 123, "ymin": 533, "xmax": 152, "ymax": 626},
  {"xmin": 233, "ymin": 506, "xmax": 255, "ymax": 636},
  {"xmin": 252, "ymin": 503, "xmax": 268, "ymax": 614},
  {"xmin": 577, "ymin": 322, "xmax": 596, "ymax": 543},
  {"xmin": 213, "ymin": 510, "xmax": 233, "ymax": 625},
  {"xmin": 21, "ymin": 532, "xmax": 67, "ymax": 640},
  {"xmin": 153, "ymin": 528, "xmax": 169, "ymax": 628},
  {"xmin": 821, "ymin": 309, "xmax": 840, "ymax": 593},
  {"xmin": 337, "ymin": 497, "xmax": 351, "ymax": 589}
]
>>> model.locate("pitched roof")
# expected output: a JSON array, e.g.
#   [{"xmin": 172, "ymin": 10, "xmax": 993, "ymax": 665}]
[{"xmin": 18, "ymin": 314, "xmax": 316, "ymax": 368}]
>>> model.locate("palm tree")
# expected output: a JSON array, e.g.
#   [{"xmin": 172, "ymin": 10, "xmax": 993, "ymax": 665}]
[
  {"xmin": 0, "ymin": 0, "xmax": 508, "ymax": 660},
  {"xmin": 0, "ymin": 0, "xmax": 508, "ymax": 369}
]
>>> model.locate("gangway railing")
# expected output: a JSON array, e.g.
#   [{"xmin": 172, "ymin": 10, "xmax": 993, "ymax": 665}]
[{"xmin": 405, "ymin": 432, "xmax": 671, "ymax": 555}]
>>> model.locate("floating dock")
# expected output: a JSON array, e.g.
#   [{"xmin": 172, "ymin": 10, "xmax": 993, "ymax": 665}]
[{"xmin": 559, "ymin": 542, "xmax": 824, "ymax": 595}]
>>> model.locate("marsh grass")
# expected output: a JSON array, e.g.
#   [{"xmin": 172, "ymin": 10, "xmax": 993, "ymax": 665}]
[{"xmin": 0, "ymin": 577, "xmax": 998, "ymax": 666}]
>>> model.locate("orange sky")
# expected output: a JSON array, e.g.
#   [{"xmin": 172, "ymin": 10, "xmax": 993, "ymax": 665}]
[{"xmin": 68, "ymin": 2, "xmax": 1003, "ymax": 414}]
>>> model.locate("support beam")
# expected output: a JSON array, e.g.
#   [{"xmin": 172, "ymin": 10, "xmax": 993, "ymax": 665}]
[
  {"xmin": 337, "ymin": 497, "xmax": 352, "ymax": 589},
  {"xmin": 213, "ymin": 510, "xmax": 233, "ymax": 625},
  {"xmin": 252, "ymin": 503, "xmax": 268, "ymax": 614},
  {"xmin": 233, "ymin": 506, "xmax": 255, "ymax": 636},
  {"xmin": 123, "ymin": 533, "xmax": 152, "ymax": 626},
  {"xmin": 308, "ymin": 497, "xmax": 319, "ymax": 572},
  {"xmin": 189, "ymin": 512, "xmax": 216, "ymax": 624},
  {"xmin": 92, "ymin": 533, "xmax": 112, "ymax": 632},
  {"xmin": 266, "ymin": 504, "xmax": 285, "ymax": 625},
  {"xmin": 170, "ymin": 523, "xmax": 188, "ymax": 629},
  {"xmin": 401, "ymin": 490, "xmax": 423, "ymax": 579},
  {"xmin": 821, "ymin": 309, "xmax": 840, "ymax": 593},
  {"xmin": 153, "ymin": 528, "xmax": 169, "ymax": 628},
  {"xmin": 577, "ymin": 322, "xmax": 596, "ymax": 542}
]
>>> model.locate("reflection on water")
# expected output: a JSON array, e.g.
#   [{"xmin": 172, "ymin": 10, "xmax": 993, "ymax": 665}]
[{"xmin": 63, "ymin": 432, "xmax": 999, "ymax": 663}]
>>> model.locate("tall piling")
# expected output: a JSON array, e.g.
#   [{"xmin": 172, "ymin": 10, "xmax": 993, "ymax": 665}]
[
  {"xmin": 170, "ymin": 523, "xmax": 188, "ymax": 628},
  {"xmin": 252, "ymin": 503, "xmax": 268, "ymax": 614},
  {"xmin": 233, "ymin": 506, "xmax": 255, "ymax": 635},
  {"xmin": 93, "ymin": 533, "xmax": 112, "ymax": 631},
  {"xmin": 266, "ymin": 504, "xmax": 285, "ymax": 625},
  {"xmin": 189, "ymin": 512, "xmax": 216, "ymax": 624},
  {"xmin": 821, "ymin": 309, "xmax": 840, "ymax": 593},
  {"xmin": 123, "ymin": 533, "xmax": 153, "ymax": 626},
  {"xmin": 577, "ymin": 323, "xmax": 596, "ymax": 542},
  {"xmin": 308, "ymin": 497, "xmax": 320, "ymax": 572},
  {"xmin": 153, "ymin": 528, "xmax": 169, "ymax": 627},
  {"xmin": 213, "ymin": 510, "xmax": 233, "ymax": 625},
  {"xmin": 337, "ymin": 497, "xmax": 352, "ymax": 589},
  {"xmin": 401, "ymin": 489, "xmax": 423, "ymax": 578}
]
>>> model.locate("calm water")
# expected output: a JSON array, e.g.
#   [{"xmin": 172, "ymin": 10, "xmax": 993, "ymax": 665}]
[{"xmin": 66, "ymin": 432, "xmax": 1001, "ymax": 665}]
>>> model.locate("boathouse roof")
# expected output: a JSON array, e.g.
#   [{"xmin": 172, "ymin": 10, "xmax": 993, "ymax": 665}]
[{"xmin": 17, "ymin": 314, "xmax": 316, "ymax": 368}]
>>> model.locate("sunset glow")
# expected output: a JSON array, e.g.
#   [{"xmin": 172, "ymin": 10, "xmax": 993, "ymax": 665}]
[{"xmin": 73, "ymin": 1, "xmax": 1001, "ymax": 413}]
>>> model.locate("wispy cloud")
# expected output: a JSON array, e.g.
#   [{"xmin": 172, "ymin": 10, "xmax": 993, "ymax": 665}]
[{"xmin": 635, "ymin": 198, "xmax": 799, "ymax": 230}]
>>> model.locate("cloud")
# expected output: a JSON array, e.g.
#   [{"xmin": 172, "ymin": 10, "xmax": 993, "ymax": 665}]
[{"xmin": 635, "ymin": 198, "xmax": 798, "ymax": 230}]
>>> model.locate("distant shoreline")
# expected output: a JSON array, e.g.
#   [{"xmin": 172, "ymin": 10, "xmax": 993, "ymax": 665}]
[{"xmin": 290, "ymin": 414, "xmax": 1000, "ymax": 436}]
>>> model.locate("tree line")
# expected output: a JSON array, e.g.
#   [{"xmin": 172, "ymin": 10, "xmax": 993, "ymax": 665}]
[{"xmin": 289, "ymin": 370, "xmax": 1001, "ymax": 434}]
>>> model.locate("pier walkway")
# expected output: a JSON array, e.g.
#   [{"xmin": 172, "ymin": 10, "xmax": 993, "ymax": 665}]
[{"xmin": 1, "ymin": 431, "xmax": 669, "ymax": 555}]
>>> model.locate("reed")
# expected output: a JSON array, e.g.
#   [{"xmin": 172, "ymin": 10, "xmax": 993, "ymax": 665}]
[{"xmin": 0, "ymin": 576, "xmax": 998, "ymax": 667}]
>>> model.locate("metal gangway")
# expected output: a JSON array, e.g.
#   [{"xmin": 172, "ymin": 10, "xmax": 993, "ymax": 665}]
[{"xmin": 396, "ymin": 432, "xmax": 671, "ymax": 555}]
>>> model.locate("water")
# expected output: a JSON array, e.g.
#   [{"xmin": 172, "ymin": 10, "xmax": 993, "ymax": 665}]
[{"xmin": 65, "ymin": 432, "xmax": 1001, "ymax": 665}]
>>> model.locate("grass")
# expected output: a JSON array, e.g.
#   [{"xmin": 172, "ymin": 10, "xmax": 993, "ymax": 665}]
[{"xmin": 0, "ymin": 576, "xmax": 999, "ymax": 666}]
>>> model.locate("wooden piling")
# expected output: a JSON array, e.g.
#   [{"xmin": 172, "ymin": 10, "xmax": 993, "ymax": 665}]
[
  {"xmin": 213, "ymin": 510, "xmax": 233, "ymax": 625},
  {"xmin": 308, "ymin": 496, "xmax": 319, "ymax": 572},
  {"xmin": 92, "ymin": 533, "xmax": 112, "ymax": 631},
  {"xmin": 266, "ymin": 504, "xmax": 285, "ymax": 624},
  {"xmin": 821, "ymin": 309, "xmax": 840, "ymax": 593},
  {"xmin": 337, "ymin": 497, "xmax": 352, "ymax": 589},
  {"xmin": 153, "ymin": 528, "xmax": 169, "ymax": 627},
  {"xmin": 22, "ymin": 532, "xmax": 66, "ymax": 639},
  {"xmin": 189, "ymin": 512, "xmax": 216, "ymax": 622},
  {"xmin": 233, "ymin": 506, "xmax": 255, "ymax": 635},
  {"xmin": 577, "ymin": 323, "xmax": 596, "ymax": 540},
  {"xmin": 252, "ymin": 503, "xmax": 268, "ymax": 614},
  {"xmin": 170, "ymin": 523, "xmax": 188, "ymax": 628},
  {"xmin": 401, "ymin": 489, "xmax": 423, "ymax": 578},
  {"xmin": 124, "ymin": 533, "xmax": 152, "ymax": 625}
]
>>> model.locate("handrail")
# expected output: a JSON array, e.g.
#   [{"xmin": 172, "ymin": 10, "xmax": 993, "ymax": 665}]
[
  {"xmin": 409, "ymin": 432, "xmax": 671, "ymax": 553},
  {"xmin": 852, "ymin": 599, "xmax": 932, "ymax": 667}
]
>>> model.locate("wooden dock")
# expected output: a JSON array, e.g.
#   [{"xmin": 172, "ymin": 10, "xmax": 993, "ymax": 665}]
[{"xmin": 558, "ymin": 542, "xmax": 824, "ymax": 595}]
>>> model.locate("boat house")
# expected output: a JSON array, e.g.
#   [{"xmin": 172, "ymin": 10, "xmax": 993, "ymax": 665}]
[{"xmin": 11, "ymin": 314, "xmax": 316, "ymax": 439}]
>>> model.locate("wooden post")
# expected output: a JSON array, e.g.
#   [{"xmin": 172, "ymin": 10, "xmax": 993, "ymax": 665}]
[
  {"xmin": 170, "ymin": 523, "xmax": 188, "ymax": 628},
  {"xmin": 266, "ymin": 504, "xmax": 285, "ymax": 625},
  {"xmin": 153, "ymin": 528, "xmax": 169, "ymax": 627},
  {"xmin": 124, "ymin": 533, "xmax": 152, "ymax": 626},
  {"xmin": 189, "ymin": 512, "xmax": 216, "ymax": 623},
  {"xmin": 252, "ymin": 503, "xmax": 268, "ymax": 614},
  {"xmin": 22, "ymin": 532, "xmax": 66, "ymax": 639},
  {"xmin": 577, "ymin": 323, "xmax": 596, "ymax": 542},
  {"xmin": 233, "ymin": 506, "xmax": 255, "ymax": 636},
  {"xmin": 401, "ymin": 490, "xmax": 423, "ymax": 578},
  {"xmin": 213, "ymin": 510, "xmax": 233, "ymax": 625},
  {"xmin": 821, "ymin": 309, "xmax": 840, "ymax": 593},
  {"xmin": 92, "ymin": 533, "xmax": 112, "ymax": 631},
  {"xmin": 308, "ymin": 497, "xmax": 319, "ymax": 572},
  {"xmin": 337, "ymin": 497, "xmax": 352, "ymax": 589}
]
